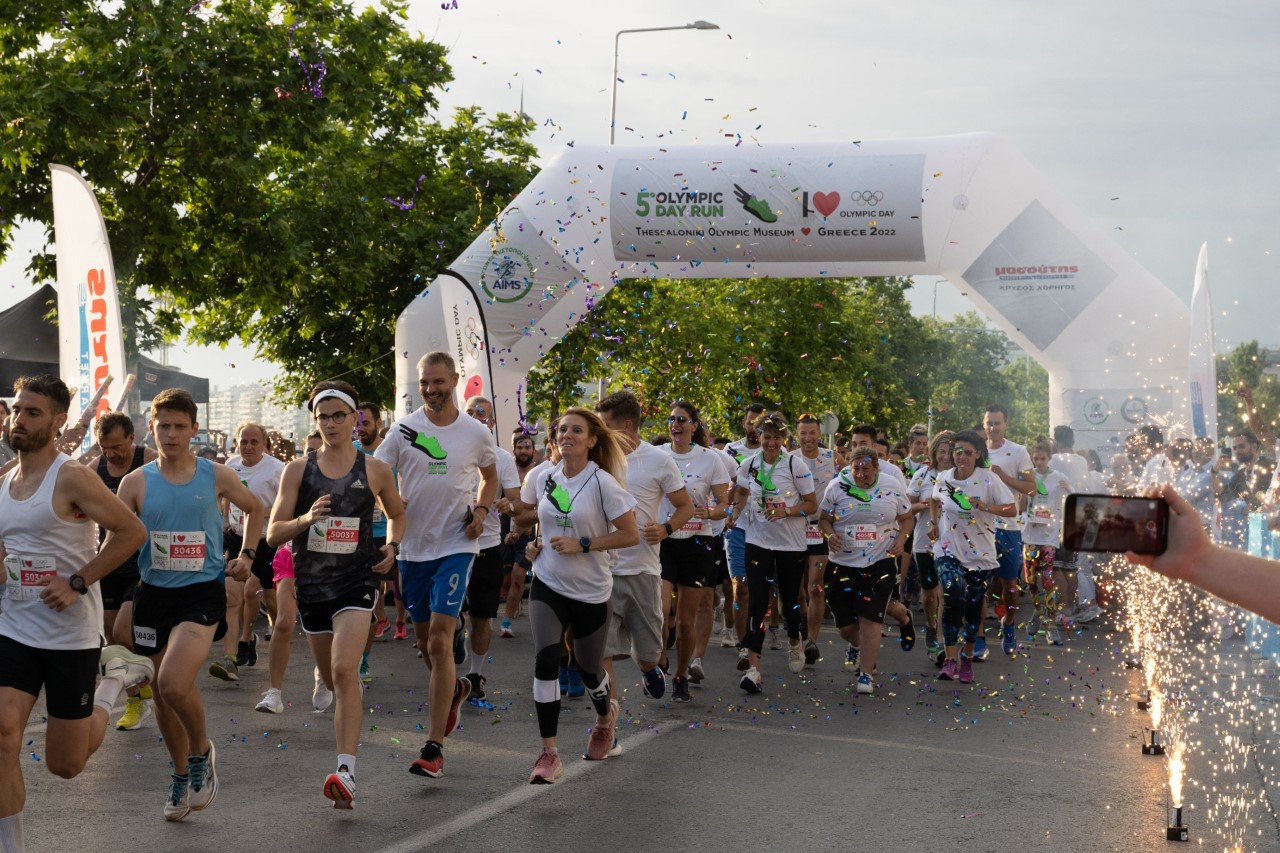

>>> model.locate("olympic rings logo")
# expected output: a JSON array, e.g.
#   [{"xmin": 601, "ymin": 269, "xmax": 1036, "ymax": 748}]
[{"xmin": 850, "ymin": 190, "xmax": 885, "ymax": 207}]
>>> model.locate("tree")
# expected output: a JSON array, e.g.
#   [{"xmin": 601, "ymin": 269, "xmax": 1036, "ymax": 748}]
[
  {"xmin": 0, "ymin": 0, "xmax": 537, "ymax": 404},
  {"xmin": 1216, "ymin": 340, "xmax": 1280, "ymax": 444}
]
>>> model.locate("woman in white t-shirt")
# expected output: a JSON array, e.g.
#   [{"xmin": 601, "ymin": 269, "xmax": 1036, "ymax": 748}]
[
  {"xmin": 818, "ymin": 447, "xmax": 913, "ymax": 696},
  {"xmin": 929, "ymin": 430, "xmax": 1017, "ymax": 684},
  {"xmin": 1021, "ymin": 439, "xmax": 1073, "ymax": 646},
  {"xmin": 729, "ymin": 413, "xmax": 818, "ymax": 693},
  {"xmin": 906, "ymin": 431, "xmax": 954, "ymax": 659},
  {"xmin": 519, "ymin": 408, "xmax": 638, "ymax": 783}
]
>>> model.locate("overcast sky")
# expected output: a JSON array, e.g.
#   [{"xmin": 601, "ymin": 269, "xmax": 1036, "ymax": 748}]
[{"xmin": 3, "ymin": 0, "xmax": 1276, "ymax": 389}]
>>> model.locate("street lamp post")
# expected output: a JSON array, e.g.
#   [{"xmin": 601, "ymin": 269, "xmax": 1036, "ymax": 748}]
[{"xmin": 609, "ymin": 20, "xmax": 719, "ymax": 145}]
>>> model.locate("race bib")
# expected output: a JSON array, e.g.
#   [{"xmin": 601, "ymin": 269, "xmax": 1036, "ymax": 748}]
[
  {"xmin": 846, "ymin": 524, "xmax": 879, "ymax": 544},
  {"xmin": 150, "ymin": 532, "xmax": 207, "ymax": 572},
  {"xmin": 1031, "ymin": 502, "xmax": 1054, "ymax": 523},
  {"xmin": 133, "ymin": 624, "xmax": 158, "ymax": 649},
  {"xmin": 373, "ymin": 506, "xmax": 385, "ymax": 525},
  {"xmin": 308, "ymin": 516, "xmax": 360, "ymax": 554},
  {"xmin": 681, "ymin": 517, "xmax": 708, "ymax": 534},
  {"xmin": 805, "ymin": 523, "xmax": 824, "ymax": 542},
  {"xmin": 4, "ymin": 555, "xmax": 56, "ymax": 601},
  {"xmin": 228, "ymin": 504, "xmax": 246, "ymax": 537},
  {"xmin": 765, "ymin": 497, "xmax": 787, "ymax": 514}
]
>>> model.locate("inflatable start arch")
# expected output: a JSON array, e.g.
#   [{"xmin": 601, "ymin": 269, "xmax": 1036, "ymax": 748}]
[{"xmin": 396, "ymin": 132, "xmax": 1189, "ymax": 446}]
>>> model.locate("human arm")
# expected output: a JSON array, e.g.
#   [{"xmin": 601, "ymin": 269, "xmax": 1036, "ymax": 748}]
[
  {"xmin": 647, "ymin": 487, "xmax": 694, "ymax": 544},
  {"xmin": 990, "ymin": 463, "xmax": 1036, "ymax": 496},
  {"xmin": 548, "ymin": 510, "xmax": 640, "ymax": 555},
  {"xmin": 817, "ymin": 509, "xmax": 844, "ymax": 552},
  {"xmin": 467, "ymin": 462, "xmax": 500, "ymax": 539},
  {"xmin": 370, "ymin": 458, "xmax": 407, "ymax": 574}
]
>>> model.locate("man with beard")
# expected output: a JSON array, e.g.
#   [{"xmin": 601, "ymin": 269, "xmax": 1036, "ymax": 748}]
[
  {"xmin": 0, "ymin": 375, "xmax": 152, "ymax": 852},
  {"xmin": 1222, "ymin": 430, "xmax": 1274, "ymax": 549},
  {"xmin": 501, "ymin": 431, "xmax": 539, "ymax": 637}
]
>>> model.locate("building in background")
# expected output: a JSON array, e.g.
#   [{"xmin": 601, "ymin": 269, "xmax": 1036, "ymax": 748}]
[{"xmin": 206, "ymin": 384, "xmax": 311, "ymax": 450}]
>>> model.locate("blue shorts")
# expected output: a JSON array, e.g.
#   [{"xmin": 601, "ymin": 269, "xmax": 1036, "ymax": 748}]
[
  {"xmin": 725, "ymin": 527, "xmax": 747, "ymax": 580},
  {"xmin": 994, "ymin": 528, "xmax": 1023, "ymax": 581},
  {"xmin": 399, "ymin": 553, "xmax": 475, "ymax": 620}
]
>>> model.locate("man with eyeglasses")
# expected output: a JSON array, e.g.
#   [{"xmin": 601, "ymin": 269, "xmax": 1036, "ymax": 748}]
[
  {"xmin": 460, "ymin": 395, "xmax": 522, "ymax": 700},
  {"xmin": 1221, "ymin": 430, "xmax": 1274, "ymax": 549}
]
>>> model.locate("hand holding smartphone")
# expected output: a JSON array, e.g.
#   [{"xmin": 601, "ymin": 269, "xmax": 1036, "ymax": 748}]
[{"xmin": 1063, "ymin": 493, "xmax": 1169, "ymax": 555}]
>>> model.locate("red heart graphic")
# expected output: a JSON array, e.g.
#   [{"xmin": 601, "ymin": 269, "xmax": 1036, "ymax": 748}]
[
  {"xmin": 23, "ymin": 560, "xmax": 32, "ymax": 568},
  {"xmin": 333, "ymin": 519, "xmax": 342, "ymax": 526},
  {"xmin": 176, "ymin": 535, "xmax": 186, "ymax": 542},
  {"xmin": 813, "ymin": 191, "xmax": 840, "ymax": 217},
  {"xmin": 464, "ymin": 374, "xmax": 484, "ymax": 399},
  {"xmin": 801, "ymin": 227, "xmax": 811, "ymax": 236}
]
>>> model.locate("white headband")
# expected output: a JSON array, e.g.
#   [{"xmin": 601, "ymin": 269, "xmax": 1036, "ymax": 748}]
[{"xmin": 310, "ymin": 389, "xmax": 358, "ymax": 413}]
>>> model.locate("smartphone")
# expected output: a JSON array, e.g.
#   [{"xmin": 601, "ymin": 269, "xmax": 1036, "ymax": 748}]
[
  {"xmin": 1062, "ymin": 494, "xmax": 1168, "ymax": 555},
  {"xmin": 463, "ymin": 506, "xmax": 474, "ymax": 526}
]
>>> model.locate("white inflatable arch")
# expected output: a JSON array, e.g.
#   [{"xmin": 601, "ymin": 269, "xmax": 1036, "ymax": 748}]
[{"xmin": 395, "ymin": 132, "xmax": 1189, "ymax": 447}]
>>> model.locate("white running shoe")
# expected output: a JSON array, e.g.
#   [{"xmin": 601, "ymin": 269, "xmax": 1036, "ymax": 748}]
[
  {"xmin": 787, "ymin": 641, "xmax": 804, "ymax": 674},
  {"xmin": 312, "ymin": 666, "xmax": 334, "ymax": 712},
  {"xmin": 767, "ymin": 628, "xmax": 782, "ymax": 650},
  {"xmin": 187, "ymin": 742, "xmax": 218, "ymax": 811},
  {"xmin": 739, "ymin": 666, "xmax": 763, "ymax": 694},
  {"xmin": 720, "ymin": 628, "xmax": 738, "ymax": 648},
  {"xmin": 324, "ymin": 770, "xmax": 355, "ymax": 809},
  {"xmin": 256, "ymin": 687, "xmax": 284, "ymax": 714},
  {"xmin": 688, "ymin": 657, "xmax": 705, "ymax": 683},
  {"xmin": 100, "ymin": 645, "xmax": 155, "ymax": 690}
]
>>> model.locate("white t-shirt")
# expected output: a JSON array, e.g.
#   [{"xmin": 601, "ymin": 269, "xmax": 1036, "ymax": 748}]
[
  {"xmin": 1021, "ymin": 469, "xmax": 1072, "ymax": 546},
  {"xmin": 906, "ymin": 466, "xmax": 942, "ymax": 554},
  {"xmin": 612, "ymin": 442, "xmax": 686, "ymax": 576},
  {"xmin": 477, "ymin": 446, "xmax": 522, "ymax": 550},
  {"xmin": 986, "ymin": 439, "xmax": 1033, "ymax": 531},
  {"xmin": 710, "ymin": 449, "xmax": 739, "ymax": 536},
  {"xmin": 819, "ymin": 472, "xmax": 911, "ymax": 567},
  {"xmin": 931, "ymin": 467, "xmax": 1016, "ymax": 569},
  {"xmin": 225, "ymin": 454, "xmax": 285, "ymax": 537},
  {"xmin": 661, "ymin": 444, "xmax": 731, "ymax": 539},
  {"xmin": 1049, "ymin": 452, "xmax": 1089, "ymax": 491},
  {"xmin": 375, "ymin": 408, "xmax": 498, "ymax": 561},
  {"xmin": 798, "ymin": 447, "xmax": 838, "ymax": 544},
  {"xmin": 521, "ymin": 462, "xmax": 636, "ymax": 604},
  {"xmin": 736, "ymin": 451, "xmax": 816, "ymax": 552},
  {"xmin": 1140, "ymin": 453, "xmax": 1176, "ymax": 488}
]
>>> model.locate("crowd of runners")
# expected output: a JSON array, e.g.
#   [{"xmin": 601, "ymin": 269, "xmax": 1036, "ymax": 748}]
[{"xmin": 1, "ymin": 354, "xmax": 1275, "ymax": 850}]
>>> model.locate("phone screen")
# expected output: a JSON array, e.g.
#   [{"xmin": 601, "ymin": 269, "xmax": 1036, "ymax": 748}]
[{"xmin": 1062, "ymin": 494, "xmax": 1168, "ymax": 555}]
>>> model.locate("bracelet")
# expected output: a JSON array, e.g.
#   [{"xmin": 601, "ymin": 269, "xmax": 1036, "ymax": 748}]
[
  {"xmin": 474, "ymin": 505, "xmax": 489, "ymax": 516},
  {"xmin": 240, "ymin": 548, "xmax": 257, "ymax": 561}
]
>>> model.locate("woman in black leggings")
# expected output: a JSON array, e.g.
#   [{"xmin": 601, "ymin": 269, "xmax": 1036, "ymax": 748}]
[{"xmin": 519, "ymin": 407, "xmax": 638, "ymax": 783}]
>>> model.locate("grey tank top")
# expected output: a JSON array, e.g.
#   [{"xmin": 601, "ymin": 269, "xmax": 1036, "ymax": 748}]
[{"xmin": 291, "ymin": 451, "xmax": 379, "ymax": 605}]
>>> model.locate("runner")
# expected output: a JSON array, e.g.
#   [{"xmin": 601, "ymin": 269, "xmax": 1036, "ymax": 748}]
[
  {"xmin": 210, "ymin": 422, "xmax": 284, "ymax": 684},
  {"xmin": 658, "ymin": 400, "xmax": 730, "ymax": 701},
  {"xmin": 906, "ymin": 430, "xmax": 954, "ymax": 658},
  {"xmin": 500, "ymin": 430, "xmax": 539, "ymax": 638},
  {"xmin": 595, "ymin": 391, "xmax": 693, "ymax": 706},
  {"xmin": 722, "ymin": 403, "xmax": 764, "ymax": 661},
  {"xmin": 359, "ymin": 402, "xmax": 408, "ymax": 646},
  {"xmin": 982, "ymin": 405, "xmax": 1036, "ymax": 658},
  {"xmin": 729, "ymin": 412, "xmax": 818, "ymax": 693},
  {"xmin": 266, "ymin": 380, "xmax": 405, "ymax": 808},
  {"xmin": 253, "ymin": 542, "xmax": 299, "ymax": 715},
  {"xmin": 1022, "ymin": 437, "xmax": 1072, "ymax": 646},
  {"xmin": 116, "ymin": 388, "xmax": 265, "ymax": 821},
  {"xmin": 929, "ymin": 430, "xmax": 1017, "ymax": 683},
  {"xmin": 375, "ymin": 352, "xmax": 499, "ymax": 780},
  {"xmin": 89, "ymin": 411, "xmax": 157, "ymax": 730},
  {"xmin": 0, "ymin": 375, "xmax": 152, "ymax": 852},
  {"xmin": 518, "ymin": 408, "xmax": 638, "ymax": 781},
  {"xmin": 817, "ymin": 447, "xmax": 913, "ymax": 694},
  {"xmin": 795, "ymin": 413, "xmax": 838, "ymax": 666},
  {"xmin": 461, "ymin": 395, "xmax": 522, "ymax": 701}
]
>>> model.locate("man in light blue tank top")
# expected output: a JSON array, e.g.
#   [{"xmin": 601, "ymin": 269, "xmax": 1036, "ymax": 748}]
[{"xmin": 117, "ymin": 389, "xmax": 263, "ymax": 824}]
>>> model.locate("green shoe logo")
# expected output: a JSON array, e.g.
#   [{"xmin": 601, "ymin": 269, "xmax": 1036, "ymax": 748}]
[
  {"xmin": 545, "ymin": 480, "xmax": 573, "ymax": 514},
  {"xmin": 733, "ymin": 184, "xmax": 777, "ymax": 223},
  {"xmin": 841, "ymin": 478, "xmax": 871, "ymax": 503},
  {"xmin": 403, "ymin": 428, "xmax": 448, "ymax": 460},
  {"xmin": 1036, "ymin": 479, "xmax": 1048, "ymax": 496},
  {"xmin": 754, "ymin": 468, "xmax": 776, "ymax": 493},
  {"xmin": 949, "ymin": 488, "xmax": 973, "ymax": 511},
  {"xmin": 154, "ymin": 543, "xmax": 168, "ymax": 555},
  {"xmin": 6, "ymin": 567, "xmax": 17, "ymax": 582}
]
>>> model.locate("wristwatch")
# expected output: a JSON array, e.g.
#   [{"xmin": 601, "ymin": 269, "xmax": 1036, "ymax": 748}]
[
  {"xmin": 240, "ymin": 548, "xmax": 257, "ymax": 561},
  {"xmin": 69, "ymin": 574, "xmax": 88, "ymax": 595},
  {"xmin": 579, "ymin": 536, "xmax": 591, "ymax": 553},
  {"xmin": 389, "ymin": 541, "xmax": 401, "ymax": 555},
  {"xmin": 663, "ymin": 522, "xmax": 674, "ymax": 536}
]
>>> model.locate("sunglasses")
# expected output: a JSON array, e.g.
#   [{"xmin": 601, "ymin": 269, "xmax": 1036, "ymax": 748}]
[
  {"xmin": 951, "ymin": 448, "xmax": 974, "ymax": 457},
  {"xmin": 667, "ymin": 415, "xmax": 692, "ymax": 425}
]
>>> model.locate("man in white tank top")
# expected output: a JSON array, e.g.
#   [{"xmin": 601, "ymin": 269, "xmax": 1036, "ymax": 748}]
[{"xmin": 0, "ymin": 374, "xmax": 152, "ymax": 853}]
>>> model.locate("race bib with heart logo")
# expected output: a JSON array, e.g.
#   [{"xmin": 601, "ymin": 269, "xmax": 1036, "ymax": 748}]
[
  {"xmin": 805, "ymin": 523, "xmax": 824, "ymax": 542},
  {"xmin": 4, "ymin": 555, "xmax": 57, "ymax": 601},
  {"xmin": 846, "ymin": 524, "xmax": 879, "ymax": 544},
  {"xmin": 150, "ymin": 532, "xmax": 207, "ymax": 572},
  {"xmin": 228, "ymin": 503, "xmax": 246, "ymax": 536},
  {"xmin": 308, "ymin": 517, "xmax": 360, "ymax": 554}
]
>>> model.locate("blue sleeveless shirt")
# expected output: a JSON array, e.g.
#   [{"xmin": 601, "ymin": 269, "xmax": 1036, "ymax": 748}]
[{"xmin": 137, "ymin": 457, "xmax": 226, "ymax": 587}]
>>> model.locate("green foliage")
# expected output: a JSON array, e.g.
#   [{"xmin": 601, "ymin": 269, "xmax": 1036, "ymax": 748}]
[
  {"xmin": 525, "ymin": 278, "xmax": 1045, "ymax": 443},
  {"xmin": 1216, "ymin": 340, "xmax": 1280, "ymax": 441},
  {"xmin": 0, "ymin": 0, "xmax": 537, "ymax": 404}
]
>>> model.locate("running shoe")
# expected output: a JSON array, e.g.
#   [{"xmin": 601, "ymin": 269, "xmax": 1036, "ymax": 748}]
[
  {"xmin": 958, "ymin": 656, "xmax": 974, "ymax": 684},
  {"xmin": 324, "ymin": 770, "xmax": 355, "ymax": 809},
  {"xmin": 767, "ymin": 627, "xmax": 782, "ymax": 650},
  {"xmin": 374, "ymin": 617, "xmax": 392, "ymax": 640},
  {"xmin": 444, "ymin": 677, "xmax": 471, "ymax": 737},
  {"xmin": 453, "ymin": 617, "xmax": 466, "ymax": 665},
  {"xmin": 209, "ymin": 655, "xmax": 239, "ymax": 682},
  {"xmin": 500, "ymin": 618, "xmax": 514, "ymax": 638},
  {"xmin": 926, "ymin": 640, "xmax": 943, "ymax": 659},
  {"xmin": 394, "ymin": 621, "xmax": 408, "ymax": 640},
  {"xmin": 856, "ymin": 672, "xmax": 874, "ymax": 695},
  {"xmin": 360, "ymin": 654, "xmax": 373, "ymax": 684},
  {"xmin": 641, "ymin": 665, "xmax": 666, "ymax": 699},
  {"xmin": 1075, "ymin": 603, "xmax": 1102, "ymax": 624},
  {"xmin": 712, "ymin": 601, "xmax": 725, "ymax": 636},
  {"xmin": 585, "ymin": 699, "xmax": 619, "ymax": 759},
  {"xmin": 100, "ymin": 645, "xmax": 155, "ymax": 689},
  {"xmin": 115, "ymin": 695, "xmax": 151, "ymax": 730},
  {"xmin": 410, "ymin": 740, "xmax": 444, "ymax": 778},
  {"xmin": 688, "ymin": 657, "xmax": 705, "ymax": 684},
  {"xmin": 845, "ymin": 645, "xmax": 860, "ymax": 670},
  {"xmin": 256, "ymin": 687, "xmax": 284, "ymax": 714},
  {"xmin": 565, "ymin": 666, "xmax": 586, "ymax": 698},
  {"xmin": 246, "ymin": 633, "xmax": 258, "ymax": 667},
  {"xmin": 529, "ymin": 747, "xmax": 563, "ymax": 784},
  {"xmin": 804, "ymin": 640, "xmax": 820, "ymax": 666},
  {"xmin": 671, "ymin": 675, "xmax": 692, "ymax": 703},
  {"xmin": 1048, "ymin": 624, "xmax": 1064, "ymax": 646},
  {"xmin": 465, "ymin": 671, "xmax": 487, "ymax": 701},
  {"xmin": 721, "ymin": 629, "xmax": 738, "ymax": 648},
  {"xmin": 187, "ymin": 743, "xmax": 218, "ymax": 811},
  {"xmin": 787, "ymin": 642, "xmax": 805, "ymax": 674},
  {"xmin": 739, "ymin": 666, "xmax": 763, "ymax": 694},
  {"xmin": 313, "ymin": 666, "xmax": 334, "ymax": 712},
  {"xmin": 972, "ymin": 637, "xmax": 989, "ymax": 661},
  {"xmin": 925, "ymin": 625, "xmax": 938, "ymax": 650},
  {"xmin": 899, "ymin": 612, "xmax": 916, "ymax": 652},
  {"xmin": 736, "ymin": 647, "xmax": 751, "ymax": 671},
  {"xmin": 1001, "ymin": 625, "xmax": 1017, "ymax": 656},
  {"xmin": 164, "ymin": 773, "xmax": 191, "ymax": 822},
  {"xmin": 236, "ymin": 640, "xmax": 250, "ymax": 668},
  {"xmin": 937, "ymin": 659, "xmax": 959, "ymax": 681}
]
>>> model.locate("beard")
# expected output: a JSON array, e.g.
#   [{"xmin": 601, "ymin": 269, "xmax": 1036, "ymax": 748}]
[
  {"xmin": 10, "ymin": 424, "xmax": 53, "ymax": 452},
  {"xmin": 515, "ymin": 452, "xmax": 533, "ymax": 467}
]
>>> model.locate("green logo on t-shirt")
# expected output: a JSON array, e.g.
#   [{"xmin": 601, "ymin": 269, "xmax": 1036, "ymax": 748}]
[{"xmin": 400, "ymin": 426, "xmax": 448, "ymax": 460}]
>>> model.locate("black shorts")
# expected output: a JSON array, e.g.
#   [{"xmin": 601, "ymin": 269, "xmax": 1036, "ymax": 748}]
[
  {"xmin": 1053, "ymin": 548, "xmax": 1080, "ymax": 573},
  {"xmin": 100, "ymin": 570, "xmax": 140, "ymax": 612},
  {"xmin": 824, "ymin": 557, "xmax": 897, "ymax": 626},
  {"xmin": 465, "ymin": 545, "xmax": 504, "ymax": 619},
  {"xmin": 132, "ymin": 579, "xmax": 228, "ymax": 655},
  {"xmin": 712, "ymin": 535, "xmax": 730, "ymax": 585},
  {"xmin": 659, "ymin": 535, "xmax": 718, "ymax": 588},
  {"xmin": 299, "ymin": 585, "xmax": 379, "ymax": 634},
  {"xmin": 0, "ymin": 634, "xmax": 100, "ymax": 720},
  {"xmin": 224, "ymin": 531, "xmax": 279, "ymax": 591},
  {"xmin": 913, "ymin": 552, "xmax": 939, "ymax": 590},
  {"xmin": 806, "ymin": 536, "xmax": 829, "ymax": 559}
]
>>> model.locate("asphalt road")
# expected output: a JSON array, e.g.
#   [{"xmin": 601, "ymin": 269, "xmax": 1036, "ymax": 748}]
[{"xmin": 15, "ymin": 604, "xmax": 1246, "ymax": 852}]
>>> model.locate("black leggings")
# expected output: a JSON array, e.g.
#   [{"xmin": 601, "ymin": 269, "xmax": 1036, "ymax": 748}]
[
  {"xmin": 744, "ymin": 543, "xmax": 807, "ymax": 654},
  {"xmin": 529, "ymin": 576, "xmax": 612, "ymax": 738}
]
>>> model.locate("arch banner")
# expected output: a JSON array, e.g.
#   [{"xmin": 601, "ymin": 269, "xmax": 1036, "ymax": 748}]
[{"xmin": 396, "ymin": 133, "xmax": 1189, "ymax": 447}]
